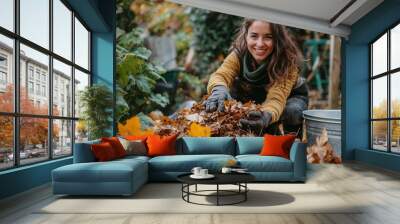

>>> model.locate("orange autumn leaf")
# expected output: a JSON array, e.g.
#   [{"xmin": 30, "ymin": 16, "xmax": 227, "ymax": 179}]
[
  {"xmin": 118, "ymin": 116, "xmax": 154, "ymax": 136},
  {"xmin": 187, "ymin": 122, "xmax": 211, "ymax": 137}
]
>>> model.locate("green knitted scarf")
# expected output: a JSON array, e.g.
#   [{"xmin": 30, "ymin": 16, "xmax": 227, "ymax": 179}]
[{"xmin": 242, "ymin": 51, "xmax": 268, "ymax": 84}]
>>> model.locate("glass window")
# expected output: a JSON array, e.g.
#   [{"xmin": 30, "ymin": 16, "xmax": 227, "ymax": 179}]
[
  {"xmin": 0, "ymin": 54, "xmax": 7, "ymax": 67},
  {"xmin": 0, "ymin": 116, "xmax": 14, "ymax": 170},
  {"xmin": 372, "ymin": 77, "xmax": 387, "ymax": 119},
  {"xmin": 19, "ymin": 117, "xmax": 49, "ymax": 165},
  {"xmin": 35, "ymin": 70, "xmax": 41, "ymax": 81},
  {"xmin": 20, "ymin": 44, "xmax": 49, "ymax": 115},
  {"xmin": 0, "ymin": 71, "xmax": 7, "ymax": 84},
  {"xmin": 74, "ymin": 17, "xmax": 89, "ymax": 70},
  {"xmin": 75, "ymin": 120, "xmax": 88, "ymax": 143},
  {"xmin": 0, "ymin": 0, "xmax": 14, "ymax": 31},
  {"xmin": 53, "ymin": 59, "xmax": 72, "ymax": 116},
  {"xmin": 0, "ymin": 35, "xmax": 14, "ymax": 113},
  {"xmin": 391, "ymin": 72, "xmax": 400, "ymax": 118},
  {"xmin": 53, "ymin": 0, "xmax": 72, "ymax": 60},
  {"xmin": 20, "ymin": 0, "xmax": 49, "ymax": 49},
  {"xmin": 372, "ymin": 121, "xmax": 388, "ymax": 151},
  {"xmin": 391, "ymin": 120, "xmax": 400, "ymax": 153},
  {"xmin": 0, "ymin": 0, "xmax": 92, "ymax": 170},
  {"xmin": 371, "ymin": 24, "xmax": 400, "ymax": 153},
  {"xmin": 53, "ymin": 119, "xmax": 72, "ymax": 158},
  {"xmin": 42, "ymin": 85, "xmax": 46, "ymax": 96},
  {"xmin": 391, "ymin": 24, "xmax": 400, "ymax": 70},
  {"xmin": 36, "ymin": 83, "xmax": 40, "ymax": 95},
  {"xmin": 74, "ymin": 69, "xmax": 89, "ymax": 118},
  {"xmin": 372, "ymin": 33, "xmax": 387, "ymax": 76},
  {"xmin": 28, "ymin": 81, "xmax": 34, "ymax": 94},
  {"xmin": 28, "ymin": 67, "xmax": 34, "ymax": 80}
]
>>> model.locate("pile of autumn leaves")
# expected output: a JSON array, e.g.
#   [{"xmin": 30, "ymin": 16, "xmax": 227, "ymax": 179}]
[{"xmin": 152, "ymin": 98, "xmax": 263, "ymax": 137}]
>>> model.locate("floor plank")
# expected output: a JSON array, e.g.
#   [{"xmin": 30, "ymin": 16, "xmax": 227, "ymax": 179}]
[{"xmin": 1, "ymin": 161, "xmax": 400, "ymax": 224}]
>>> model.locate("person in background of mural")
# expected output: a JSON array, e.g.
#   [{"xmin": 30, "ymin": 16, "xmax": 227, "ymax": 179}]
[{"xmin": 204, "ymin": 19, "xmax": 309, "ymax": 136}]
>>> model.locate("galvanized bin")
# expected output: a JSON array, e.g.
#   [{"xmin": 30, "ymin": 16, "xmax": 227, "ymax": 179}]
[{"xmin": 303, "ymin": 110, "xmax": 341, "ymax": 156}]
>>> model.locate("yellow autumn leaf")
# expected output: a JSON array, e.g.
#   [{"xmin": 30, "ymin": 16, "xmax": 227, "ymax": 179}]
[
  {"xmin": 118, "ymin": 116, "xmax": 153, "ymax": 136},
  {"xmin": 187, "ymin": 122, "xmax": 211, "ymax": 137}
]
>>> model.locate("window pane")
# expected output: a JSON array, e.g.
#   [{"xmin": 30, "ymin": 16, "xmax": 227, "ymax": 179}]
[
  {"xmin": 0, "ymin": 35, "xmax": 14, "ymax": 112},
  {"xmin": 372, "ymin": 77, "xmax": 387, "ymax": 119},
  {"xmin": 53, "ymin": 119, "xmax": 72, "ymax": 158},
  {"xmin": 74, "ymin": 17, "xmax": 89, "ymax": 70},
  {"xmin": 372, "ymin": 121, "xmax": 388, "ymax": 151},
  {"xmin": 20, "ymin": 44, "xmax": 49, "ymax": 115},
  {"xmin": 74, "ymin": 69, "xmax": 89, "ymax": 118},
  {"xmin": 391, "ymin": 24, "xmax": 400, "ymax": 70},
  {"xmin": 0, "ymin": 116, "xmax": 13, "ymax": 170},
  {"xmin": 20, "ymin": 117, "xmax": 49, "ymax": 165},
  {"xmin": 0, "ymin": 0, "xmax": 14, "ymax": 31},
  {"xmin": 53, "ymin": 59, "xmax": 72, "ymax": 117},
  {"xmin": 53, "ymin": 0, "xmax": 72, "ymax": 60},
  {"xmin": 391, "ymin": 72, "xmax": 400, "ymax": 118},
  {"xmin": 391, "ymin": 120, "xmax": 400, "ymax": 153},
  {"xmin": 372, "ymin": 33, "xmax": 387, "ymax": 76},
  {"xmin": 75, "ymin": 120, "xmax": 88, "ymax": 143},
  {"xmin": 20, "ymin": 0, "xmax": 49, "ymax": 49}
]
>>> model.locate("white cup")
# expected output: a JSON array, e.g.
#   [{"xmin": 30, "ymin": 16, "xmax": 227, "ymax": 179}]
[
  {"xmin": 200, "ymin": 169, "xmax": 208, "ymax": 176},
  {"xmin": 221, "ymin": 167, "xmax": 232, "ymax": 174},
  {"xmin": 191, "ymin": 167, "xmax": 202, "ymax": 176}
]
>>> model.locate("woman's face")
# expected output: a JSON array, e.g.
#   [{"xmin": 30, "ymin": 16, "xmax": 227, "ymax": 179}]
[{"xmin": 245, "ymin": 21, "xmax": 274, "ymax": 64}]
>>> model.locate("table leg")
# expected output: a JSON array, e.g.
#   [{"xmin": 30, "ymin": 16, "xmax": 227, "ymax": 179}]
[
  {"xmin": 195, "ymin": 184, "xmax": 197, "ymax": 192},
  {"xmin": 217, "ymin": 184, "xmax": 219, "ymax": 206},
  {"xmin": 245, "ymin": 183, "xmax": 247, "ymax": 201}
]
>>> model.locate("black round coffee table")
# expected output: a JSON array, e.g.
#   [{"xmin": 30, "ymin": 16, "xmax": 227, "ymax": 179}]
[{"xmin": 177, "ymin": 173, "xmax": 255, "ymax": 206}]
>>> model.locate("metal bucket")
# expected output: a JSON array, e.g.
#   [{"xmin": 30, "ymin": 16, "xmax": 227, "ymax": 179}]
[{"xmin": 303, "ymin": 110, "xmax": 341, "ymax": 156}]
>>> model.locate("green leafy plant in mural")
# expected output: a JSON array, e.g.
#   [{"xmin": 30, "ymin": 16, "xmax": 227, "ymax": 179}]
[
  {"xmin": 116, "ymin": 27, "xmax": 169, "ymax": 123},
  {"xmin": 188, "ymin": 8, "xmax": 242, "ymax": 76},
  {"xmin": 79, "ymin": 84, "xmax": 113, "ymax": 140}
]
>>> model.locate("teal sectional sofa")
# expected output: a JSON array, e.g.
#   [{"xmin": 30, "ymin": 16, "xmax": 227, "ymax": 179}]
[{"xmin": 52, "ymin": 137, "xmax": 306, "ymax": 196}]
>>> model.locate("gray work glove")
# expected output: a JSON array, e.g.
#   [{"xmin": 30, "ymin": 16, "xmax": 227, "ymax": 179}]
[
  {"xmin": 203, "ymin": 85, "xmax": 232, "ymax": 112},
  {"xmin": 239, "ymin": 111, "xmax": 272, "ymax": 134}
]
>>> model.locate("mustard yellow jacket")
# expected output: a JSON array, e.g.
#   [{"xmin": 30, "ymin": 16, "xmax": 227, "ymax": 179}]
[{"xmin": 207, "ymin": 52, "xmax": 299, "ymax": 123}]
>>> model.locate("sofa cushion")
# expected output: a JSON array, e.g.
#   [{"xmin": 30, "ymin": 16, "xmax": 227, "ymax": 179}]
[
  {"xmin": 91, "ymin": 142, "xmax": 118, "ymax": 161},
  {"xmin": 178, "ymin": 137, "xmax": 235, "ymax": 155},
  {"xmin": 235, "ymin": 137, "xmax": 263, "ymax": 155},
  {"xmin": 101, "ymin": 137, "xmax": 127, "ymax": 158},
  {"xmin": 147, "ymin": 134, "xmax": 178, "ymax": 157},
  {"xmin": 236, "ymin": 155, "xmax": 293, "ymax": 172},
  {"xmin": 73, "ymin": 139, "xmax": 101, "ymax": 163},
  {"xmin": 149, "ymin": 154, "xmax": 235, "ymax": 172},
  {"xmin": 52, "ymin": 159, "xmax": 147, "ymax": 183},
  {"xmin": 119, "ymin": 138, "xmax": 147, "ymax": 156},
  {"xmin": 260, "ymin": 134, "xmax": 296, "ymax": 159}
]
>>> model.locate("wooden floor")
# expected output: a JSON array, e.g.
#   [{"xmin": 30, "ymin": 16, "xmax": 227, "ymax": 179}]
[{"xmin": 1, "ymin": 162, "xmax": 400, "ymax": 224}]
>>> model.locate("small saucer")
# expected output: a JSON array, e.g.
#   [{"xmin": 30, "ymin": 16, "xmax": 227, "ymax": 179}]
[{"xmin": 190, "ymin": 174, "xmax": 215, "ymax": 179}]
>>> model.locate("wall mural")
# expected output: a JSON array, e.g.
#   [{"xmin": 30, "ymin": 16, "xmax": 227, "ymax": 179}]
[{"xmin": 115, "ymin": 0, "xmax": 342, "ymax": 163}]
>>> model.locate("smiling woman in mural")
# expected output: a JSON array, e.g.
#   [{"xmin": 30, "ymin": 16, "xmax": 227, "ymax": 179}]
[{"xmin": 204, "ymin": 19, "xmax": 309, "ymax": 135}]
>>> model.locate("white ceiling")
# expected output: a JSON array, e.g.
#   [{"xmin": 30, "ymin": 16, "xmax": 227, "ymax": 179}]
[{"xmin": 168, "ymin": 0, "xmax": 384, "ymax": 37}]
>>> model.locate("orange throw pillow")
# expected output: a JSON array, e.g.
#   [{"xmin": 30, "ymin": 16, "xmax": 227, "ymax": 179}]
[
  {"xmin": 260, "ymin": 134, "xmax": 296, "ymax": 159},
  {"xmin": 101, "ymin": 137, "xmax": 127, "ymax": 158},
  {"xmin": 146, "ymin": 134, "xmax": 178, "ymax": 157},
  {"xmin": 91, "ymin": 142, "xmax": 117, "ymax": 161}
]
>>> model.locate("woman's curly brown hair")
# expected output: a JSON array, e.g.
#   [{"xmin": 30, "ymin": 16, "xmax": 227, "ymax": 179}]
[{"xmin": 230, "ymin": 19, "xmax": 303, "ymax": 85}]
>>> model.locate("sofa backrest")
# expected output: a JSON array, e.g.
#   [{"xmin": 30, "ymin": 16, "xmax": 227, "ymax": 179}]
[
  {"xmin": 177, "ymin": 137, "xmax": 236, "ymax": 155},
  {"xmin": 73, "ymin": 139, "xmax": 100, "ymax": 163},
  {"xmin": 235, "ymin": 137, "xmax": 263, "ymax": 155}
]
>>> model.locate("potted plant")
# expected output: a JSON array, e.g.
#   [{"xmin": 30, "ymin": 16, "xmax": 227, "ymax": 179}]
[{"xmin": 79, "ymin": 84, "xmax": 113, "ymax": 140}]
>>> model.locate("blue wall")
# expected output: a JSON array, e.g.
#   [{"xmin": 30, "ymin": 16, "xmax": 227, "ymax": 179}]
[
  {"xmin": 343, "ymin": 0, "xmax": 400, "ymax": 170},
  {"xmin": 0, "ymin": 0, "xmax": 116, "ymax": 200}
]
